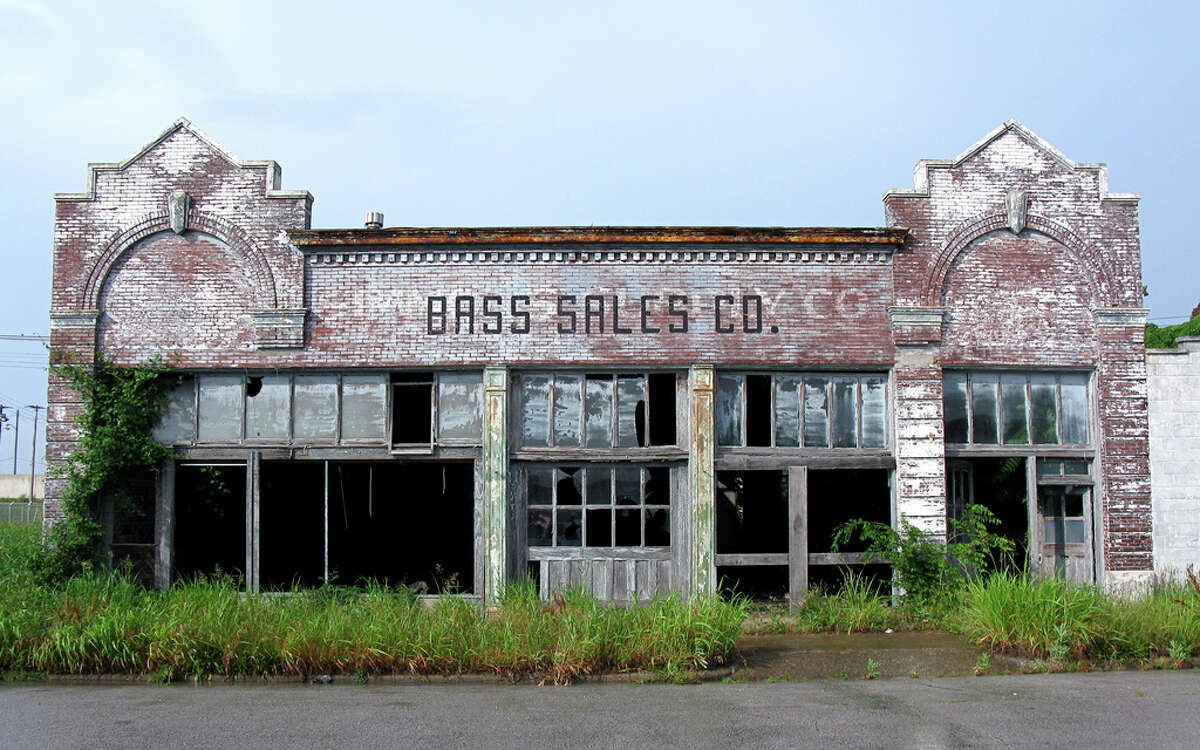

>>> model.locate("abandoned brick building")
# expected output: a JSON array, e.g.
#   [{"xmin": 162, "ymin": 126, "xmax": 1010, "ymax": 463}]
[{"xmin": 46, "ymin": 119, "xmax": 1154, "ymax": 602}]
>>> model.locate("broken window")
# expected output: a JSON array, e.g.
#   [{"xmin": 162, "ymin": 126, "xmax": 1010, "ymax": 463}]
[
  {"xmin": 245, "ymin": 375, "xmax": 290, "ymax": 441},
  {"xmin": 517, "ymin": 372, "xmax": 679, "ymax": 449},
  {"xmin": 942, "ymin": 372, "xmax": 1091, "ymax": 446},
  {"xmin": 526, "ymin": 464, "xmax": 671, "ymax": 548},
  {"xmin": 716, "ymin": 373, "xmax": 888, "ymax": 449},
  {"xmin": 391, "ymin": 372, "xmax": 433, "ymax": 445}
]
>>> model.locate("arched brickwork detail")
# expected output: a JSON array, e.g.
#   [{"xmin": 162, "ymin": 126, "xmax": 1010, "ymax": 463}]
[
  {"xmin": 82, "ymin": 211, "xmax": 278, "ymax": 309},
  {"xmin": 923, "ymin": 211, "xmax": 1114, "ymax": 307}
]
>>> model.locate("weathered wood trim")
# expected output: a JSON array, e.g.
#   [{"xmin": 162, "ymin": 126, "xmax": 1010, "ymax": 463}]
[
  {"xmin": 155, "ymin": 459, "xmax": 175, "ymax": 591},
  {"xmin": 715, "ymin": 553, "xmax": 788, "ymax": 566},
  {"xmin": 245, "ymin": 451, "xmax": 260, "ymax": 593},
  {"xmin": 945, "ymin": 445, "xmax": 1094, "ymax": 459},
  {"xmin": 510, "ymin": 448, "xmax": 688, "ymax": 462},
  {"xmin": 807, "ymin": 552, "xmax": 870, "ymax": 566},
  {"xmin": 715, "ymin": 453, "xmax": 895, "ymax": 471},
  {"xmin": 689, "ymin": 365, "xmax": 716, "ymax": 597},
  {"xmin": 529, "ymin": 547, "xmax": 671, "ymax": 561},
  {"xmin": 482, "ymin": 366, "xmax": 509, "ymax": 605},
  {"xmin": 788, "ymin": 466, "xmax": 808, "ymax": 610}
]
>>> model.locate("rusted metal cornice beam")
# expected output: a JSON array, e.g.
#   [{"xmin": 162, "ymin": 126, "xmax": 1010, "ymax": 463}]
[{"xmin": 288, "ymin": 226, "xmax": 908, "ymax": 247}]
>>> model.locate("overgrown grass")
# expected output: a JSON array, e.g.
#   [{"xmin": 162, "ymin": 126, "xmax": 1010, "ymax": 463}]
[
  {"xmin": 957, "ymin": 571, "xmax": 1200, "ymax": 663},
  {"xmin": 0, "ymin": 524, "xmax": 746, "ymax": 682}
]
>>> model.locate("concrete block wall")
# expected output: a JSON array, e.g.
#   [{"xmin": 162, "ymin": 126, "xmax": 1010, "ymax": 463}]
[{"xmin": 1148, "ymin": 337, "xmax": 1200, "ymax": 576}]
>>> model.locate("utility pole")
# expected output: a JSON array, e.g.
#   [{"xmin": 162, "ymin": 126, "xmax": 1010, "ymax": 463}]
[
  {"xmin": 0, "ymin": 406, "xmax": 7, "ymax": 472},
  {"xmin": 27, "ymin": 405, "xmax": 42, "ymax": 504},
  {"xmin": 11, "ymin": 408, "xmax": 18, "ymax": 475}
]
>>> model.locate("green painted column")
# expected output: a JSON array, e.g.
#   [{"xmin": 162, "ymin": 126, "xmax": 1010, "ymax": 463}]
[
  {"xmin": 689, "ymin": 365, "xmax": 716, "ymax": 597},
  {"xmin": 482, "ymin": 366, "xmax": 509, "ymax": 606}
]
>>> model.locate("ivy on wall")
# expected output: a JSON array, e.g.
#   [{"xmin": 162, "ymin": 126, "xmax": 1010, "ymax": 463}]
[
  {"xmin": 1146, "ymin": 313, "xmax": 1200, "ymax": 349},
  {"xmin": 38, "ymin": 357, "xmax": 171, "ymax": 582}
]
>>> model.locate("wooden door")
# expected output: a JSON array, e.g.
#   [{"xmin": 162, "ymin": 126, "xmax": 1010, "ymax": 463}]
[{"xmin": 1035, "ymin": 484, "xmax": 1093, "ymax": 583}]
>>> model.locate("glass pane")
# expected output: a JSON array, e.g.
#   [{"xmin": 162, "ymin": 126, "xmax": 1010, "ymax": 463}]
[
  {"xmin": 645, "ymin": 509, "xmax": 670, "ymax": 546},
  {"xmin": 716, "ymin": 374, "xmax": 743, "ymax": 446},
  {"xmin": 861, "ymin": 376, "xmax": 887, "ymax": 448},
  {"xmin": 586, "ymin": 467, "xmax": 612, "ymax": 506},
  {"xmin": 1001, "ymin": 375, "xmax": 1028, "ymax": 444},
  {"xmin": 436, "ymin": 372, "xmax": 482, "ymax": 442},
  {"xmin": 527, "ymin": 466, "xmax": 554, "ymax": 506},
  {"xmin": 555, "ymin": 467, "xmax": 582, "ymax": 506},
  {"xmin": 1062, "ymin": 459, "xmax": 1090, "ymax": 476},
  {"xmin": 197, "ymin": 375, "xmax": 243, "ymax": 443},
  {"xmin": 1059, "ymin": 373, "xmax": 1089, "ymax": 445},
  {"xmin": 615, "ymin": 508, "xmax": 640, "ymax": 546},
  {"xmin": 293, "ymin": 374, "xmax": 338, "ymax": 441},
  {"xmin": 1043, "ymin": 518, "xmax": 1061, "ymax": 544},
  {"xmin": 1065, "ymin": 519, "xmax": 1086, "ymax": 544},
  {"xmin": 615, "ymin": 467, "xmax": 641, "ymax": 505},
  {"xmin": 552, "ymin": 374, "xmax": 582, "ymax": 447},
  {"xmin": 153, "ymin": 377, "xmax": 195, "ymax": 443},
  {"xmin": 342, "ymin": 374, "xmax": 388, "ymax": 441},
  {"xmin": 970, "ymin": 374, "xmax": 999, "ymax": 444},
  {"xmin": 586, "ymin": 508, "xmax": 612, "ymax": 547},
  {"xmin": 943, "ymin": 372, "xmax": 968, "ymax": 444},
  {"xmin": 617, "ymin": 375, "xmax": 645, "ymax": 447},
  {"xmin": 528, "ymin": 510, "xmax": 552, "ymax": 546},
  {"xmin": 774, "ymin": 375, "xmax": 800, "ymax": 447},
  {"xmin": 645, "ymin": 467, "xmax": 670, "ymax": 506},
  {"xmin": 557, "ymin": 509, "xmax": 582, "ymax": 547},
  {"xmin": 832, "ymin": 377, "xmax": 858, "ymax": 448},
  {"xmin": 520, "ymin": 375, "xmax": 551, "ymax": 447},
  {"xmin": 1036, "ymin": 458, "xmax": 1062, "ymax": 478},
  {"xmin": 1029, "ymin": 374, "xmax": 1058, "ymax": 444},
  {"xmin": 585, "ymin": 376, "xmax": 614, "ymax": 448},
  {"xmin": 1065, "ymin": 490, "xmax": 1084, "ymax": 518},
  {"xmin": 245, "ymin": 375, "xmax": 290, "ymax": 440},
  {"xmin": 803, "ymin": 377, "xmax": 830, "ymax": 447}
]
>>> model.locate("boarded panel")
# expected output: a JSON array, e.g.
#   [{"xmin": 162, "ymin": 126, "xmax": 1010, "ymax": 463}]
[
  {"xmin": 437, "ymin": 371, "xmax": 483, "ymax": 442},
  {"xmin": 153, "ymin": 377, "xmax": 195, "ymax": 444},
  {"xmin": 197, "ymin": 375, "xmax": 242, "ymax": 443},
  {"xmin": 342, "ymin": 374, "xmax": 388, "ymax": 441},
  {"xmin": 245, "ymin": 375, "xmax": 290, "ymax": 441},
  {"xmin": 293, "ymin": 374, "xmax": 339, "ymax": 441}
]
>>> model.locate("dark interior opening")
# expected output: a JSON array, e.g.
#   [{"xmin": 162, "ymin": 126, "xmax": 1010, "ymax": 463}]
[
  {"xmin": 806, "ymin": 469, "xmax": 891, "ymax": 553},
  {"xmin": 718, "ymin": 565, "xmax": 788, "ymax": 601},
  {"xmin": 174, "ymin": 464, "xmax": 245, "ymax": 582},
  {"xmin": 807, "ymin": 564, "xmax": 893, "ymax": 595},
  {"xmin": 391, "ymin": 372, "xmax": 433, "ymax": 444},
  {"xmin": 745, "ymin": 375, "xmax": 772, "ymax": 447},
  {"xmin": 716, "ymin": 470, "xmax": 787, "ymax": 554},
  {"xmin": 246, "ymin": 376, "xmax": 263, "ymax": 398},
  {"xmin": 966, "ymin": 457, "xmax": 1028, "ymax": 572},
  {"xmin": 260, "ymin": 460, "xmax": 474, "ymax": 592},
  {"xmin": 648, "ymin": 373, "xmax": 677, "ymax": 445}
]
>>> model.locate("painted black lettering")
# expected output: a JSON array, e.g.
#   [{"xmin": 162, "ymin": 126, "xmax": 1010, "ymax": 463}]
[
  {"xmin": 455, "ymin": 295, "xmax": 475, "ymax": 334},
  {"xmin": 557, "ymin": 295, "xmax": 577, "ymax": 334},
  {"xmin": 715, "ymin": 295, "xmax": 735, "ymax": 333},
  {"xmin": 510, "ymin": 295, "xmax": 530, "ymax": 334},
  {"xmin": 668, "ymin": 295, "xmax": 689, "ymax": 333},
  {"xmin": 482, "ymin": 295, "xmax": 502, "ymax": 334},
  {"xmin": 640, "ymin": 295, "xmax": 660, "ymax": 333},
  {"xmin": 742, "ymin": 295, "xmax": 763, "ymax": 333},
  {"xmin": 612, "ymin": 295, "xmax": 632, "ymax": 334},
  {"xmin": 427, "ymin": 296, "xmax": 447, "ymax": 335},
  {"xmin": 584, "ymin": 295, "xmax": 605, "ymax": 334}
]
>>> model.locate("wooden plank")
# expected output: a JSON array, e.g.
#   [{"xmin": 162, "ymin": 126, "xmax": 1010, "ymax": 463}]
[
  {"xmin": 473, "ymin": 458, "xmax": 486, "ymax": 597},
  {"xmin": 538, "ymin": 560, "xmax": 549, "ymax": 601},
  {"xmin": 715, "ymin": 553, "xmax": 788, "ymax": 566},
  {"xmin": 155, "ymin": 459, "xmax": 175, "ymax": 591},
  {"xmin": 510, "ymin": 448, "xmax": 687, "ymax": 463},
  {"xmin": 656, "ymin": 560, "xmax": 673, "ymax": 597},
  {"xmin": 807, "ymin": 552, "xmax": 869, "ymax": 566},
  {"xmin": 527, "ymin": 547, "xmax": 671, "ymax": 561},
  {"xmin": 715, "ymin": 453, "xmax": 895, "ymax": 471},
  {"xmin": 592, "ymin": 558, "xmax": 613, "ymax": 601},
  {"xmin": 570, "ymin": 559, "xmax": 590, "ymax": 592},
  {"xmin": 636, "ymin": 559, "xmax": 656, "ymax": 603},
  {"xmin": 945, "ymin": 445, "xmax": 1094, "ymax": 459},
  {"xmin": 245, "ymin": 451, "xmax": 260, "ymax": 593},
  {"xmin": 788, "ymin": 466, "xmax": 808, "ymax": 611}
]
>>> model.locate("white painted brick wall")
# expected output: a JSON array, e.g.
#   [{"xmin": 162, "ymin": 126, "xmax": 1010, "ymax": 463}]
[{"xmin": 1148, "ymin": 337, "xmax": 1200, "ymax": 575}]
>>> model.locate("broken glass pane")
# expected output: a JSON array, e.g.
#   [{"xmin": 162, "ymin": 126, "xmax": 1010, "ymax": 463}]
[
  {"xmin": 1029, "ymin": 374, "xmax": 1058, "ymax": 444},
  {"xmin": 803, "ymin": 377, "xmax": 829, "ymax": 447},
  {"xmin": 584, "ymin": 376, "xmax": 614, "ymax": 448},
  {"xmin": 615, "ymin": 466, "xmax": 640, "ymax": 505},
  {"xmin": 520, "ymin": 375, "xmax": 551, "ymax": 447},
  {"xmin": 861, "ymin": 376, "xmax": 887, "ymax": 448},
  {"xmin": 644, "ymin": 509, "xmax": 670, "ymax": 546},
  {"xmin": 197, "ymin": 375, "xmax": 243, "ymax": 443},
  {"xmin": 293, "ymin": 374, "xmax": 339, "ymax": 441},
  {"xmin": 716, "ymin": 374, "xmax": 744, "ymax": 446},
  {"xmin": 1059, "ymin": 373, "xmax": 1089, "ymax": 445},
  {"xmin": 970, "ymin": 374, "xmax": 999, "ymax": 444},
  {"xmin": 153, "ymin": 376, "xmax": 195, "ymax": 444},
  {"xmin": 617, "ymin": 375, "xmax": 645, "ymax": 447},
  {"xmin": 586, "ymin": 467, "xmax": 612, "ymax": 506},
  {"xmin": 586, "ymin": 508, "xmax": 612, "ymax": 547},
  {"xmin": 555, "ymin": 467, "xmax": 582, "ymax": 505},
  {"xmin": 1001, "ymin": 374, "xmax": 1028, "ymax": 444},
  {"xmin": 644, "ymin": 467, "xmax": 670, "ymax": 506},
  {"xmin": 342, "ymin": 374, "xmax": 388, "ymax": 441},
  {"xmin": 527, "ymin": 466, "xmax": 554, "ymax": 505},
  {"xmin": 557, "ymin": 508, "xmax": 582, "ymax": 547},
  {"xmin": 614, "ymin": 508, "xmax": 640, "ymax": 546},
  {"xmin": 553, "ymin": 374, "xmax": 582, "ymax": 447},
  {"xmin": 943, "ymin": 372, "xmax": 968, "ymax": 444},
  {"xmin": 245, "ymin": 375, "xmax": 290, "ymax": 441},
  {"xmin": 436, "ymin": 372, "xmax": 482, "ymax": 442},
  {"xmin": 774, "ymin": 375, "xmax": 800, "ymax": 447}
]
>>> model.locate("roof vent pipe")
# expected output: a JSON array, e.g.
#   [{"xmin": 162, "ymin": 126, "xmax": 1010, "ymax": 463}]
[{"xmin": 365, "ymin": 211, "xmax": 384, "ymax": 229}]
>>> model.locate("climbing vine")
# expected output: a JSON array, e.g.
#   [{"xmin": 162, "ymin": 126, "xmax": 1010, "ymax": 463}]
[{"xmin": 37, "ymin": 356, "xmax": 172, "ymax": 583}]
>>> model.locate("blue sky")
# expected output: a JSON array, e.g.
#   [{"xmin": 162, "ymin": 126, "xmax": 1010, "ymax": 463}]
[{"xmin": 1, "ymin": 0, "xmax": 1196, "ymax": 475}]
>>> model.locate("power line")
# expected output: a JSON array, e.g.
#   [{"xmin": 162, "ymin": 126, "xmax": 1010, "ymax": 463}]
[{"xmin": 0, "ymin": 334, "xmax": 49, "ymax": 342}]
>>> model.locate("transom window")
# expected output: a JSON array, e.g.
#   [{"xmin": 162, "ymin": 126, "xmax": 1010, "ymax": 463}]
[
  {"xmin": 943, "ymin": 372, "xmax": 1089, "ymax": 446},
  {"xmin": 716, "ymin": 373, "xmax": 887, "ymax": 448},
  {"xmin": 526, "ymin": 464, "xmax": 671, "ymax": 548},
  {"xmin": 517, "ymin": 372, "xmax": 678, "ymax": 449}
]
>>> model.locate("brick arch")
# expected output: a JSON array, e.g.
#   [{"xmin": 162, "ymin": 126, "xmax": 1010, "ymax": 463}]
[
  {"xmin": 82, "ymin": 210, "xmax": 278, "ymax": 309},
  {"xmin": 922, "ymin": 211, "xmax": 1114, "ymax": 308}
]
